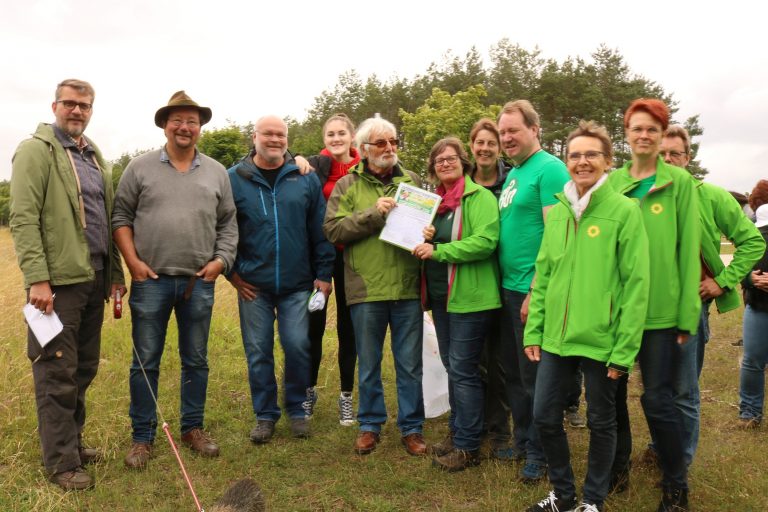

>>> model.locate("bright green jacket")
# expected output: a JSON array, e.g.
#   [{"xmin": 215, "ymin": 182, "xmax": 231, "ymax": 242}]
[
  {"xmin": 428, "ymin": 178, "xmax": 501, "ymax": 313},
  {"xmin": 607, "ymin": 158, "xmax": 701, "ymax": 334},
  {"xmin": 698, "ymin": 182, "xmax": 765, "ymax": 313},
  {"xmin": 524, "ymin": 182, "xmax": 649, "ymax": 371},
  {"xmin": 323, "ymin": 161, "xmax": 421, "ymax": 305},
  {"xmin": 9, "ymin": 123, "xmax": 124, "ymax": 296}
]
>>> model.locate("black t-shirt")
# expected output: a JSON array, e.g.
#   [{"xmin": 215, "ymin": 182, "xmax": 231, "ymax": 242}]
[{"xmin": 258, "ymin": 166, "xmax": 280, "ymax": 188}]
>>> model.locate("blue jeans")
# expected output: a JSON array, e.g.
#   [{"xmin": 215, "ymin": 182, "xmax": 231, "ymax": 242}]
[
  {"xmin": 128, "ymin": 276, "xmax": 215, "ymax": 442},
  {"xmin": 350, "ymin": 300, "xmax": 424, "ymax": 435},
  {"xmin": 534, "ymin": 353, "xmax": 618, "ymax": 507},
  {"xmin": 638, "ymin": 328, "xmax": 688, "ymax": 490},
  {"xmin": 239, "ymin": 290, "xmax": 311, "ymax": 422},
  {"xmin": 739, "ymin": 305, "xmax": 768, "ymax": 420},
  {"xmin": 501, "ymin": 289, "xmax": 545, "ymax": 465},
  {"xmin": 431, "ymin": 303, "xmax": 490, "ymax": 451}
]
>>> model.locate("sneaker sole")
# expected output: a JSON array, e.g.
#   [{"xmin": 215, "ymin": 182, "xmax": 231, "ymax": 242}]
[{"xmin": 339, "ymin": 419, "xmax": 356, "ymax": 427}]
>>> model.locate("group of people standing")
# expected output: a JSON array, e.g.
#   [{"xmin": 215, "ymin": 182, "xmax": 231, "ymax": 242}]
[{"xmin": 10, "ymin": 79, "xmax": 768, "ymax": 512}]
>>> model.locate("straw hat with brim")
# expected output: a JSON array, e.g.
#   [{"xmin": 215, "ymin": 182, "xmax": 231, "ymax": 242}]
[{"xmin": 154, "ymin": 90, "xmax": 212, "ymax": 128}]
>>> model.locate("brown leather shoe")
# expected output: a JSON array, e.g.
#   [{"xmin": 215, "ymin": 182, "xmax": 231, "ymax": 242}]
[
  {"xmin": 401, "ymin": 432, "xmax": 428, "ymax": 456},
  {"xmin": 124, "ymin": 442, "xmax": 153, "ymax": 469},
  {"xmin": 50, "ymin": 467, "xmax": 92, "ymax": 490},
  {"xmin": 78, "ymin": 446, "xmax": 102, "ymax": 465},
  {"xmin": 354, "ymin": 431, "xmax": 380, "ymax": 455},
  {"xmin": 181, "ymin": 428, "xmax": 220, "ymax": 457}
]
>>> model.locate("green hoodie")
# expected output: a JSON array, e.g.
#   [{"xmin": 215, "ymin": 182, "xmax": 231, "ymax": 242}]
[
  {"xmin": 429, "ymin": 178, "xmax": 501, "ymax": 313},
  {"xmin": 698, "ymin": 182, "xmax": 765, "ymax": 313},
  {"xmin": 524, "ymin": 182, "xmax": 650, "ymax": 371},
  {"xmin": 323, "ymin": 161, "xmax": 422, "ymax": 305},
  {"xmin": 606, "ymin": 158, "xmax": 701, "ymax": 334},
  {"xmin": 9, "ymin": 123, "xmax": 124, "ymax": 296}
]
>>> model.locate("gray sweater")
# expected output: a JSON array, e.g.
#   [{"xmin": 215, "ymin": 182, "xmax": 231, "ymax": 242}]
[{"xmin": 112, "ymin": 148, "xmax": 238, "ymax": 276}]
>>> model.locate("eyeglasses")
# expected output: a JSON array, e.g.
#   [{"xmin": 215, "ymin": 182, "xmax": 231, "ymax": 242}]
[
  {"xmin": 567, "ymin": 151, "xmax": 605, "ymax": 162},
  {"xmin": 364, "ymin": 138, "xmax": 399, "ymax": 149},
  {"xmin": 660, "ymin": 150, "xmax": 687, "ymax": 159},
  {"xmin": 168, "ymin": 119, "xmax": 200, "ymax": 128},
  {"xmin": 434, "ymin": 155, "xmax": 460, "ymax": 167},
  {"xmin": 256, "ymin": 131, "xmax": 287, "ymax": 140},
  {"xmin": 56, "ymin": 100, "xmax": 92, "ymax": 112}
]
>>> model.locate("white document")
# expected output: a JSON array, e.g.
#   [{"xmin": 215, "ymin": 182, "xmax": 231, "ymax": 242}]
[
  {"xmin": 379, "ymin": 183, "xmax": 442, "ymax": 252},
  {"xmin": 23, "ymin": 303, "xmax": 63, "ymax": 348}
]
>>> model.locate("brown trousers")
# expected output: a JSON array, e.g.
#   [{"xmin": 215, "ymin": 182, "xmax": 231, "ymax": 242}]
[{"xmin": 27, "ymin": 271, "xmax": 104, "ymax": 475}]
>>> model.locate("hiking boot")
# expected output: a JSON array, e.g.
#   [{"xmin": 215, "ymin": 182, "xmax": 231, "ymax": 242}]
[
  {"xmin": 401, "ymin": 432, "xmax": 428, "ymax": 456},
  {"xmin": 657, "ymin": 486, "xmax": 689, "ymax": 511},
  {"xmin": 520, "ymin": 461, "xmax": 548, "ymax": 484},
  {"xmin": 565, "ymin": 405, "xmax": 586, "ymax": 428},
  {"xmin": 124, "ymin": 442, "xmax": 153, "ymax": 469},
  {"xmin": 249, "ymin": 420, "xmax": 276, "ymax": 444},
  {"xmin": 354, "ymin": 431, "xmax": 380, "ymax": 455},
  {"xmin": 525, "ymin": 490, "xmax": 578, "ymax": 512},
  {"xmin": 431, "ymin": 432, "xmax": 454, "ymax": 457},
  {"xmin": 302, "ymin": 387, "xmax": 318, "ymax": 418},
  {"xmin": 181, "ymin": 428, "xmax": 220, "ymax": 457},
  {"xmin": 338, "ymin": 392, "xmax": 355, "ymax": 426},
  {"xmin": 432, "ymin": 448, "xmax": 480, "ymax": 472},
  {"xmin": 491, "ymin": 445, "xmax": 525, "ymax": 462},
  {"xmin": 290, "ymin": 417, "xmax": 311, "ymax": 438},
  {"xmin": 49, "ymin": 466, "xmax": 92, "ymax": 491},
  {"xmin": 78, "ymin": 446, "xmax": 102, "ymax": 465},
  {"xmin": 736, "ymin": 417, "xmax": 761, "ymax": 430}
]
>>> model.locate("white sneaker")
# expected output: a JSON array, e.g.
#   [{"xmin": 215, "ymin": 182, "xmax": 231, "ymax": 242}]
[
  {"xmin": 338, "ymin": 392, "xmax": 355, "ymax": 426},
  {"xmin": 573, "ymin": 503, "xmax": 601, "ymax": 512}
]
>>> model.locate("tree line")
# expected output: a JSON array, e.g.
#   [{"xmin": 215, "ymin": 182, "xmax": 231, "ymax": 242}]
[{"xmin": 0, "ymin": 40, "xmax": 706, "ymax": 226}]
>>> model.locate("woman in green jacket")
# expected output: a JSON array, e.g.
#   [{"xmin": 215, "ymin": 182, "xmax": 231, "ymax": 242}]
[
  {"xmin": 606, "ymin": 98, "xmax": 700, "ymax": 512},
  {"xmin": 522, "ymin": 121, "xmax": 649, "ymax": 512},
  {"xmin": 412, "ymin": 137, "xmax": 500, "ymax": 472}
]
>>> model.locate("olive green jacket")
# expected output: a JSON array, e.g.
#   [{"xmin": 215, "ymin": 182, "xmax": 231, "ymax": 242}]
[{"xmin": 9, "ymin": 123, "xmax": 124, "ymax": 296}]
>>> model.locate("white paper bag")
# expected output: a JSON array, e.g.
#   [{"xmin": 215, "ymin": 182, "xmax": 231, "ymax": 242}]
[{"xmin": 422, "ymin": 312, "xmax": 450, "ymax": 418}]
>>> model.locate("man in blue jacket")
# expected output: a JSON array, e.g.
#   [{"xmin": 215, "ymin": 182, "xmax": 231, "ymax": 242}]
[{"xmin": 228, "ymin": 115, "xmax": 334, "ymax": 443}]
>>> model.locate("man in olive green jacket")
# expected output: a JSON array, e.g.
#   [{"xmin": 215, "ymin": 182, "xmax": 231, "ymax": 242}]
[{"xmin": 9, "ymin": 79, "xmax": 125, "ymax": 491}]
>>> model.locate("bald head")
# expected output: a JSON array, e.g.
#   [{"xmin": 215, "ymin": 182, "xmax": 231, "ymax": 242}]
[{"xmin": 253, "ymin": 115, "xmax": 288, "ymax": 169}]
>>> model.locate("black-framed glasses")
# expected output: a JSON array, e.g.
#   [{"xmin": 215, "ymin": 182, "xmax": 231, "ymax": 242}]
[
  {"xmin": 660, "ymin": 150, "xmax": 687, "ymax": 159},
  {"xmin": 365, "ymin": 138, "xmax": 399, "ymax": 149},
  {"xmin": 567, "ymin": 151, "xmax": 605, "ymax": 162},
  {"xmin": 56, "ymin": 100, "xmax": 92, "ymax": 112},
  {"xmin": 434, "ymin": 155, "xmax": 459, "ymax": 167}
]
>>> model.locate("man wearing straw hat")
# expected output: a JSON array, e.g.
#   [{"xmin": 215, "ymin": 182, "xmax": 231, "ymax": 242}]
[
  {"xmin": 112, "ymin": 91, "xmax": 237, "ymax": 469},
  {"xmin": 9, "ymin": 79, "xmax": 126, "ymax": 490}
]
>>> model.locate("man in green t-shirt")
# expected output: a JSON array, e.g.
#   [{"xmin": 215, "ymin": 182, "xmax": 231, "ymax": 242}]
[{"xmin": 496, "ymin": 100, "xmax": 570, "ymax": 482}]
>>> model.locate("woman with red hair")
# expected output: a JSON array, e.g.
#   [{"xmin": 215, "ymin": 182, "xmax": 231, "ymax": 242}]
[
  {"xmin": 737, "ymin": 180, "xmax": 768, "ymax": 428},
  {"xmin": 606, "ymin": 98, "xmax": 700, "ymax": 511}
]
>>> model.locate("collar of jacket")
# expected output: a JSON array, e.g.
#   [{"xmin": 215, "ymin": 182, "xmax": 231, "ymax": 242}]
[
  {"xmin": 350, "ymin": 159, "xmax": 407, "ymax": 181},
  {"xmin": 235, "ymin": 148, "xmax": 299, "ymax": 183},
  {"xmin": 555, "ymin": 176, "xmax": 613, "ymax": 217},
  {"xmin": 613, "ymin": 156, "xmax": 679, "ymax": 194}
]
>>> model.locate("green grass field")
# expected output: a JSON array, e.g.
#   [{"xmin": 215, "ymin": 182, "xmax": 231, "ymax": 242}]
[{"xmin": 0, "ymin": 227, "xmax": 766, "ymax": 511}]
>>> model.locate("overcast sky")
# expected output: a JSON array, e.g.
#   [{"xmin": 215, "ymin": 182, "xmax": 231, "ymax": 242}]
[{"xmin": 2, "ymin": 0, "xmax": 766, "ymax": 193}]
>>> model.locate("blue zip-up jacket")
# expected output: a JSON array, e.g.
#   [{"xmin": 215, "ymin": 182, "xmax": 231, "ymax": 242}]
[{"xmin": 228, "ymin": 151, "xmax": 334, "ymax": 294}]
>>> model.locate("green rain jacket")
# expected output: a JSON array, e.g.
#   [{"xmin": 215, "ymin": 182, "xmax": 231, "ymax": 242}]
[
  {"xmin": 524, "ymin": 181, "xmax": 650, "ymax": 372},
  {"xmin": 9, "ymin": 123, "xmax": 124, "ymax": 297},
  {"xmin": 698, "ymin": 182, "xmax": 765, "ymax": 313},
  {"xmin": 427, "ymin": 177, "xmax": 501, "ymax": 313},
  {"xmin": 323, "ymin": 161, "xmax": 422, "ymax": 305},
  {"xmin": 606, "ymin": 158, "xmax": 701, "ymax": 334}
]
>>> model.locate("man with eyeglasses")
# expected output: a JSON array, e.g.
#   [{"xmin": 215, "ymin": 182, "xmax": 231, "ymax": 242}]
[
  {"xmin": 226, "ymin": 115, "xmax": 334, "ymax": 444},
  {"xmin": 637, "ymin": 125, "xmax": 764, "ymax": 468},
  {"xmin": 323, "ymin": 116, "xmax": 428, "ymax": 456},
  {"xmin": 112, "ymin": 91, "xmax": 237, "ymax": 470},
  {"xmin": 496, "ymin": 100, "xmax": 570, "ymax": 483},
  {"xmin": 9, "ymin": 79, "xmax": 126, "ymax": 490}
]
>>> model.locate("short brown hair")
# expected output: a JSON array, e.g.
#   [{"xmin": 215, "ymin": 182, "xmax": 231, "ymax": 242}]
[
  {"xmin": 749, "ymin": 180, "xmax": 768, "ymax": 211},
  {"xmin": 426, "ymin": 137, "xmax": 473, "ymax": 184},
  {"xmin": 664, "ymin": 124, "xmax": 691, "ymax": 154},
  {"xmin": 469, "ymin": 118, "xmax": 500, "ymax": 146},
  {"xmin": 566, "ymin": 120, "xmax": 613, "ymax": 160},
  {"xmin": 56, "ymin": 79, "xmax": 95, "ymax": 102},
  {"xmin": 498, "ymin": 100, "xmax": 540, "ymax": 128},
  {"xmin": 624, "ymin": 98, "xmax": 669, "ymax": 131}
]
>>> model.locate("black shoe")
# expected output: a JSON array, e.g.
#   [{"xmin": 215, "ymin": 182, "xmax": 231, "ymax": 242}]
[
  {"xmin": 657, "ymin": 486, "xmax": 688, "ymax": 511},
  {"xmin": 525, "ymin": 490, "xmax": 577, "ymax": 512}
]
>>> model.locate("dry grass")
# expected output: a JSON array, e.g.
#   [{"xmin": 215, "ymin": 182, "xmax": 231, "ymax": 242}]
[{"xmin": 0, "ymin": 227, "xmax": 766, "ymax": 511}]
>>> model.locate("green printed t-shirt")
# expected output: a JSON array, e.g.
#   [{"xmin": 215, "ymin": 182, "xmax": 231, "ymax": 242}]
[{"xmin": 498, "ymin": 150, "xmax": 569, "ymax": 293}]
